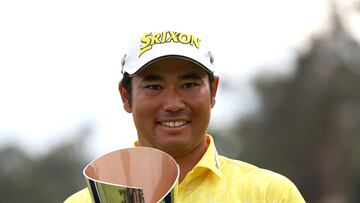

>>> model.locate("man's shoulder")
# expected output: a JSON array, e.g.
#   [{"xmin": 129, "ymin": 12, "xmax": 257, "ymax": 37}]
[
  {"xmin": 218, "ymin": 155, "xmax": 305, "ymax": 202},
  {"xmin": 64, "ymin": 188, "xmax": 91, "ymax": 203},
  {"xmin": 219, "ymin": 155, "xmax": 296, "ymax": 186},
  {"xmin": 218, "ymin": 155, "xmax": 258, "ymax": 172}
]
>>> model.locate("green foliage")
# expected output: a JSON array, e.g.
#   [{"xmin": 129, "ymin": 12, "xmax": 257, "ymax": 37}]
[
  {"xmin": 215, "ymin": 15, "xmax": 360, "ymax": 203},
  {"xmin": 0, "ymin": 126, "xmax": 91, "ymax": 203}
]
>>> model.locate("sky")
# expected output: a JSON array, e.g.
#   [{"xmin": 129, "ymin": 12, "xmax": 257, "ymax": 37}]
[{"xmin": 0, "ymin": 0, "xmax": 343, "ymax": 157}]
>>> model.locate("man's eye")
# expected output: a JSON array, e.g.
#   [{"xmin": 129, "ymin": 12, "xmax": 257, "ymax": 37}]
[
  {"xmin": 146, "ymin": 85, "xmax": 162, "ymax": 90},
  {"xmin": 183, "ymin": 83, "xmax": 197, "ymax": 88}
]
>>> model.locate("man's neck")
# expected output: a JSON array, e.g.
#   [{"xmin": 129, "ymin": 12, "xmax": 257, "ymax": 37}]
[{"xmin": 174, "ymin": 137, "xmax": 208, "ymax": 183}]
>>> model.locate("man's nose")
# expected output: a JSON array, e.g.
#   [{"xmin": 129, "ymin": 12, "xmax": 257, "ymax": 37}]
[{"xmin": 163, "ymin": 88, "xmax": 185, "ymax": 112}]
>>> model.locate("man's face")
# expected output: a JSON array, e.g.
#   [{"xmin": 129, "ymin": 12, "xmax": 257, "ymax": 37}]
[{"xmin": 120, "ymin": 57, "xmax": 219, "ymax": 158}]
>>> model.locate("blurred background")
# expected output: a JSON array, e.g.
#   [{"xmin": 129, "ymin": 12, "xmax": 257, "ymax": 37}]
[{"xmin": 1, "ymin": 0, "xmax": 360, "ymax": 202}]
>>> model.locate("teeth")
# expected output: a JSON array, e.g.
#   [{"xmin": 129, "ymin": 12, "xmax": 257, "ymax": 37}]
[{"xmin": 160, "ymin": 120, "xmax": 187, "ymax": 127}]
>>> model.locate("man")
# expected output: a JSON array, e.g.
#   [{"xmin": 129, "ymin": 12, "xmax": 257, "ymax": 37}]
[{"xmin": 65, "ymin": 31, "xmax": 305, "ymax": 202}]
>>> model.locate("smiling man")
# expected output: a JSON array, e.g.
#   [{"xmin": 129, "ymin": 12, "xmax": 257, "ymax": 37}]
[{"xmin": 64, "ymin": 31, "xmax": 305, "ymax": 203}]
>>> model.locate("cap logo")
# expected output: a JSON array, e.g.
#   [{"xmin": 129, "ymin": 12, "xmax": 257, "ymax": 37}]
[{"xmin": 138, "ymin": 31, "xmax": 201, "ymax": 57}]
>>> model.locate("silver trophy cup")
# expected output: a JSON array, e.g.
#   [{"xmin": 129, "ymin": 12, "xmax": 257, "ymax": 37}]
[{"xmin": 83, "ymin": 147, "xmax": 179, "ymax": 203}]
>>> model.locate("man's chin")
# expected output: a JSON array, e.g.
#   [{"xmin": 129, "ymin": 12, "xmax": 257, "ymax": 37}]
[
  {"xmin": 157, "ymin": 143, "xmax": 191, "ymax": 158},
  {"xmin": 160, "ymin": 141, "xmax": 199, "ymax": 158}
]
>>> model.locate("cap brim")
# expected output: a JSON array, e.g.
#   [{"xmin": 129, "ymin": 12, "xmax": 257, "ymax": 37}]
[{"xmin": 129, "ymin": 55, "xmax": 213, "ymax": 77}]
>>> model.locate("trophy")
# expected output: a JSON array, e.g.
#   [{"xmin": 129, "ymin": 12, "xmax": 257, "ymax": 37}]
[{"xmin": 83, "ymin": 147, "xmax": 179, "ymax": 203}]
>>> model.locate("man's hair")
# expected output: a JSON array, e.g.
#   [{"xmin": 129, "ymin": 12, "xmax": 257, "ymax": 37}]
[{"xmin": 121, "ymin": 72, "xmax": 215, "ymax": 106}]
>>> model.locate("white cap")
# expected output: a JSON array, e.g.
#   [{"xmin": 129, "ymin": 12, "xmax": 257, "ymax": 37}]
[{"xmin": 121, "ymin": 31, "xmax": 215, "ymax": 76}]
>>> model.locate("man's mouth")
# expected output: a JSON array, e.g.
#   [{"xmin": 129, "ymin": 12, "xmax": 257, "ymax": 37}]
[{"xmin": 159, "ymin": 120, "xmax": 189, "ymax": 127}]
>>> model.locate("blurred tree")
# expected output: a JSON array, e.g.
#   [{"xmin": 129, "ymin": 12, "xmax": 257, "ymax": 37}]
[
  {"xmin": 218, "ymin": 11, "xmax": 360, "ymax": 203},
  {"xmin": 0, "ymin": 125, "xmax": 91, "ymax": 203}
]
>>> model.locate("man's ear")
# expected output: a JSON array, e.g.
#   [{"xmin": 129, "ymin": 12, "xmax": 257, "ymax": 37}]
[
  {"xmin": 119, "ymin": 82, "xmax": 132, "ymax": 113},
  {"xmin": 210, "ymin": 76, "xmax": 220, "ymax": 108}
]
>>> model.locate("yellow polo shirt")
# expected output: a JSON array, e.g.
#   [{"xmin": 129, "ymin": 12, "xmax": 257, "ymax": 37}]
[{"xmin": 64, "ymin": 135, "xmax": 305, "ymax": 203}]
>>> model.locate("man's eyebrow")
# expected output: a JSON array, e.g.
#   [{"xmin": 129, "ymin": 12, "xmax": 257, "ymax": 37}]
[
  {"xmin": 141, "ymin": 74, "xmax": 164, "ymax": 82},
  {"xmin": 180, "ymin": 73, "xmax": 202, "ymax": 80}
]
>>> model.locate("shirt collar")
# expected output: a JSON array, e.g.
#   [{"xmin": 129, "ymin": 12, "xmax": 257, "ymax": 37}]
[
  {"xmin": 194, "ymin": 134, "xmax": 221, "ymax": 179},
  {"xmin": 133, "ymin": 134, "xmax": 222, "ymax": 179}
]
